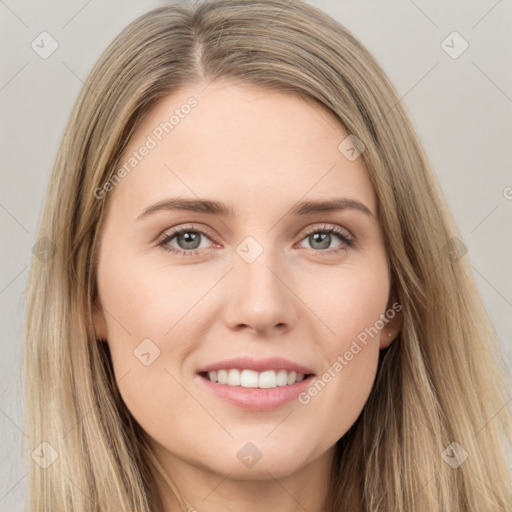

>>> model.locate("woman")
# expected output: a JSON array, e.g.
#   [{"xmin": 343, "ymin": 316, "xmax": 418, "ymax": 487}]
[{"xmin": 23, "ymin": 0, "xmax": 512, "ymax": 510}]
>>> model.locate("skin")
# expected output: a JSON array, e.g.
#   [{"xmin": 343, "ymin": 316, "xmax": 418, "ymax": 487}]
[{"xmin": 93, "ymin": 80, "xmax": 401, "ymax": 512}]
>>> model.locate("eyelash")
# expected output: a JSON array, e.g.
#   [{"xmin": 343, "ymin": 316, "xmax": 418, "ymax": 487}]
[{"xmin": 156, "ymin": 223, "xmax": 354, "ymax": 258}]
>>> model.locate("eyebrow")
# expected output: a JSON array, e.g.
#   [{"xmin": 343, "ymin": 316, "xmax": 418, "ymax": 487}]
[{"xmin": 136, "ymin": 197, "xmax": 373, "ymax": 220}]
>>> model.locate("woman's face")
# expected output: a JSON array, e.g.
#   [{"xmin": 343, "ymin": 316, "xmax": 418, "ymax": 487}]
[{"xmin": 93, "ymin": 80, "xmax": 399, "ymax": 480}]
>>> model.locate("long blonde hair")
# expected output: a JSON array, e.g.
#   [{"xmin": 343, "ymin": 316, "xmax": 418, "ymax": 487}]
[{"xmin": 23, "ymin": 0, "xmax": 512, "ymax": 510}]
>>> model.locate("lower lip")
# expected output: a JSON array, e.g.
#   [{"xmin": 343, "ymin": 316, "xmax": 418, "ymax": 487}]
[{"xmin": 197, "ymin": 373, "xmax": 315, "ymax": 411}]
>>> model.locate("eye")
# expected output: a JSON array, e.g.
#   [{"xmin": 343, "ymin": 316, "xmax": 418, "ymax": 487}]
[
  {"xmin": 297, "ymin": 224, "xmax": 354, "ymax": 255},
  {"xmin": 157, "ymin": 224, "xmax": 217, "ymax": 257},
  {"xmin": 157, "ymin": 223, "xmax": 354, "ymax": 258}
]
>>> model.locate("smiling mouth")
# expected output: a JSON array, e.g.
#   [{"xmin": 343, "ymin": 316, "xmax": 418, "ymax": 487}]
[{"xmin": 199, "ymin": 369, "xmax": 315, "ymax": 389}]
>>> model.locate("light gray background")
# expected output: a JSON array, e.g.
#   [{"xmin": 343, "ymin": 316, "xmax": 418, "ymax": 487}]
[{"xmin": 1, "ymin": 0, "xmax": 511, "ymax": 509}]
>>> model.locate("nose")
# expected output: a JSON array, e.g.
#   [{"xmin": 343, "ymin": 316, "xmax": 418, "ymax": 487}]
[{"xmin": 222, "ymin": 246, "xmax": 297, "ymax": 336}]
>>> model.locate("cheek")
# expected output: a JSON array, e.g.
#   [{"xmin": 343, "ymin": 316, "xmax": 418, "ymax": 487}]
[
  {"xmin": 97, "ymin": 254, "xmax": 210, "ymax": 348},
  {"xmin": 298, "ymin": 258, "xmax": 389, "ymax": 438},
  {"xmin": 314, "ymin": 259, "xmax": 390, "ymax": 352},
  {"xmin": 95, "ymin": 252, "xmax": 217, "ymax": 401},
  {"xmin": 95, "ymin": 256, "xmax": 200, "ymax": 432}
]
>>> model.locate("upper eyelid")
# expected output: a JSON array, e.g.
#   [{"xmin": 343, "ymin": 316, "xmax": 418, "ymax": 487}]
[
  {"xmin": 301, "ymin": 223, "xmax": 352, "ymax": 238},
  {"xmin": 157, "ymin": 223, "xmax": 216, "ymax": 241}
]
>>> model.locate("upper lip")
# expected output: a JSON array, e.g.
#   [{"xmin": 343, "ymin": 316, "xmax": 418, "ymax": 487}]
[{"xmin": 197, "ymin": 356, "xmax": 315, "ymax": 375}]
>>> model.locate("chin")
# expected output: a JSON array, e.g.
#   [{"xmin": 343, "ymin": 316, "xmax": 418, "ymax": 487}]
[{"xmin": 194, "ymin": 438, "xmax": 317, "ymax": 480}]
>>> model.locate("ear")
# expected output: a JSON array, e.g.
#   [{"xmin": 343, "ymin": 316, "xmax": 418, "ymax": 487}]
[
  {"xmin": 92, "ymin": 297, "xmax": 108, "ymax": 342},
  {"xmin": 379, "ymin": 297, "xmax": 403, "ymax": 349}
]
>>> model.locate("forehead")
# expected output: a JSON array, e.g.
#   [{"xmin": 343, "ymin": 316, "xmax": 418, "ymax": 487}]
[{"xmin": 108, "ymin": 80, "xmax": 377, "ymax": 219}]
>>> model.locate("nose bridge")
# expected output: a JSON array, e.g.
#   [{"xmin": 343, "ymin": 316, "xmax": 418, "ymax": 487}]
[
  {"xmin": 224, "ymin": 233, "xmax": 296, "ymax": 332},
  {"xmin": 236, "ymin": 234, "xmax": 284, "ymax": 301}
]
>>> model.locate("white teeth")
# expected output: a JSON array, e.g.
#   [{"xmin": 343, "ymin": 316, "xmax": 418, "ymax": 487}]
[
  {"xmin": 206, "ymin": 369, "xmax": 307, "ymax": 388},
  {"xmin": 258, "ymin": 370, "xmax": 276, "ymax": 388},
  {"xmin": 217, "ymin": 369, "xmax": 227, "ymax": 384},
  {"xmin": 287, "ymin": 371, "xmax": 297, "ymax": 385},
  {"xmin": 227, "ymin": 369, "xmax": 241, "ymax": 386},
  {"xmin": 276, "ymin": 369, "xmax": 288, "ymax": 386},
  {"xmin": 241, "ymin": 369, "xmax": 259, "ymax": 388}
]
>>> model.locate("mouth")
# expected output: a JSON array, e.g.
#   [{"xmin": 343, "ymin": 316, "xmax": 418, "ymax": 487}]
[
  {"xmin": 198, "ymin": 368, "xmax": 314, "ymax": 388},
  {"xmin": 197, "ymin": 369, "xmax": 316, "ymax": 411}
]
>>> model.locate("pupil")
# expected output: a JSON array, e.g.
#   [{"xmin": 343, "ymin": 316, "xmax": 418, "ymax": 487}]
[
  {"xmin": 179, "ymin": 232, "xmax": 200, "ymax": 250},
  {"xmin": 311, "ymin": 233, "xmax": 330, "ymax": 250}
]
